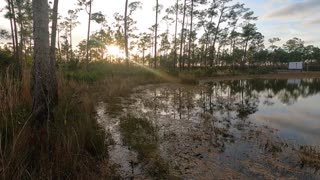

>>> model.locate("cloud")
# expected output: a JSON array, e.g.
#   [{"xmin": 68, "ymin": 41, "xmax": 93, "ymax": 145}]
[
  {"xmin": 303, "ymin": 18, "xmax": 320, "ymax": 26},
  {"xmin": 265, "ymin": 0, "xmax": 320, "ymax": 19}
]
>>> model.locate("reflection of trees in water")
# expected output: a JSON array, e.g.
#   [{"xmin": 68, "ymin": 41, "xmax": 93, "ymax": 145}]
[
  {"xmin": 123, "ymin": 80, "xmax": 320, "ymax": 177},
  {"xmin": 202, "ymin": 79, "xmax": 320, "ymax": 118},
  {"xmin": 251, "ymin": 79, "xmax": 320, "ymax": 105},
  {"xmin": 142, "ymin": 79, "xmax": 320, "ymax": 125},
  {"xmin": 134, "ymin": 79, "xmax": 320, "ymax": 152},
  {"xmin": 202, "ymin": 80, "xmax": 259, "ymax": 120}
]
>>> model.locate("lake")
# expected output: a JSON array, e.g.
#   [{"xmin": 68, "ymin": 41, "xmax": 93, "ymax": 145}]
[{"xmin": 97, "ymin": 78, "xmax": 320, "ymax": 179}]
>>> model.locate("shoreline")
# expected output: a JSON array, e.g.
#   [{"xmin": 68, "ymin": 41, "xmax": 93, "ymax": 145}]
[{"xmin": 200, "ymin": 72, "xmax": 320, "ymax": 83}]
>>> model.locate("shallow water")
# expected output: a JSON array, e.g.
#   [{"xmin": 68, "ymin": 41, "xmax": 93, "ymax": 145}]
[{"xmin": 97, "ymin": 78, "xmax": 320, "ymax": 179}]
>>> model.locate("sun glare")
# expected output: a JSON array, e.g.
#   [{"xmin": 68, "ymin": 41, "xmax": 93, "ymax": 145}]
[{"xmin": 106, "ymin": 45, "xmax": 124, "ymax": 59}]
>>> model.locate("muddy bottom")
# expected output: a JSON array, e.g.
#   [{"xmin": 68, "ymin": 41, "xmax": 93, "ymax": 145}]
[{"xmin": 97, "ymin": 79, "xmax": 320, "ymax": 179}]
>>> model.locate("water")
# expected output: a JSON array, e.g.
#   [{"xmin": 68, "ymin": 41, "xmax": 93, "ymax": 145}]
[{"xmin": 97, "ymin": 78, "xmax": 320, "ymax": 179}]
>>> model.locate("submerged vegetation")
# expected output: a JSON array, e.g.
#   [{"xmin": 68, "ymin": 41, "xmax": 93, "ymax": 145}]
[
  {"xmin": 299, "ymin": 146, "xmax": 320, "ymax": 171},
  {"xmin": 120, "ymin": 115, "xmax": 170, "ymax": 178}
]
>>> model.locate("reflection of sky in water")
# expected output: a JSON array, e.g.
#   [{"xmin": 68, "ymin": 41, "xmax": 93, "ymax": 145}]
[
  {"xmin": 131, "ymin": 79, "xmax": 320, "ymax": 146},
  {"xmin": 201, "ymin": 78, "xmax": 320, "ymax": 145},
  {"xmin": 253, "ymin": 89, "xmax": 320, "ymax": 145}
]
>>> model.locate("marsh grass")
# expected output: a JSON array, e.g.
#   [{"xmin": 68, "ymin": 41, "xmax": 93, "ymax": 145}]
[
  {"xmin": 0, "ymin": 68, "xmax": 109, "ymax": 179},
  {"xmin": 119, "ymin": 115, "xmax": 170, "ymax": 179}
]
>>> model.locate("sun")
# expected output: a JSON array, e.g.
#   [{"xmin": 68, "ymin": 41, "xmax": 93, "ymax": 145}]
[{"xmin": 106, "ymin": 45, "xmax": 124, "ymax": 58}]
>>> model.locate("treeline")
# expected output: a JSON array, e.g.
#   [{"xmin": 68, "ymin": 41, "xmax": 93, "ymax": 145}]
[{"xmin": 1, "ymin": 0, "xmax": 320, "ymax": 73}]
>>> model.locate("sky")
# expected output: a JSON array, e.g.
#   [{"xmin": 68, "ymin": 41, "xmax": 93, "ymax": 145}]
[{"xmin": 0, "ymin": 0, "xmax": 319, "ymax": 48}]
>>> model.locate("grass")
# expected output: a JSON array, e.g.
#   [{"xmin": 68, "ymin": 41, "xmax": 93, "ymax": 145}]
[
  {"xmin": 64, "ymin": 62, "xmax": 158, "ymax": 82},
  {"xmin": 0, "ymin": 68, "xmax": 110, "ymax": 179},
  {"xmin": 119, "ymin": 115, "xmax": 170, "ymax": 179}
]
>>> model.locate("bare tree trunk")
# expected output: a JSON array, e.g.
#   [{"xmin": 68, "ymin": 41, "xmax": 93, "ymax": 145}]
[
  {"xmin": 57, "ymin": 30, "xmax": 62, "ymax": 61},
  {"xmin": 211, "ymin": 8, "xmax": 224, "ymax": 67},
  {"xmin": 10, "ymin": 0, "xmax": 19, "ymax": 60},
  {"xmin": 142, "ymin": 49, "xmax": 145, "ymax": 65},
  {"xmin": 188, "ymin": 0, "xmax": 194, "ymax": 70},
  {"xmin": 124, "ymin": 0, "xmax": 129, "ymax": 68},
  {"xmin": 9, "ymin": 0, "xmax": 20, "ymax": 76},
  {"xmin": 32, "ymin": 0, "xmax": 57, "ymax": 138},
  {"xmin": 7, "ymin": 0, "xmax": 16, "ymax": 56},
  {"xmin": 243, "ymin": 40, "xmax": 248, "ymax": 66},
  {"xmin": 154, "ymin": 0, "xmax": 159, "ymax": 69},
  {"xmin": 17, "ymin": 1, "xmax": 24, "ymax": 67},
  {"xmin": 183, "ymin": 20, "xmax": 189, "ymax": 69},
  {"xmin": 50, "ymin": 0, "xmax": 59, "ymax": 105},
  {"xmin": 69, "ymin": 24, "xmax": 73, "ymax": 60},
  {"xmin": 179, "ymin": 0, "xmax": 187, "ymax": 71},
  {"xmin": 86, "ymin": 0, "xmax": 92, "ymax": 67},
  {"xmin": 173, "ymin": 0, "xmax": 179, "ymax": 70}
]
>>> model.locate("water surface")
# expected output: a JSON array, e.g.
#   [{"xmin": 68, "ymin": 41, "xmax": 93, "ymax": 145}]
[{"xmin": 97, "ymin": 78, "xmax": 320, "ymax": 179}]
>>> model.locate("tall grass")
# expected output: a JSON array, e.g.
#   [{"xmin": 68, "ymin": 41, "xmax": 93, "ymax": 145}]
[{"xmin": 0, "ymin": 68, "xmax": 109, "ymax": 179}]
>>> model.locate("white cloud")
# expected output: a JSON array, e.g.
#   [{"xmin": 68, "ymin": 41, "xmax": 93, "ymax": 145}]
[{"xmin": 265, "ymin": 0, "xmax": 320, "ymax": 20}]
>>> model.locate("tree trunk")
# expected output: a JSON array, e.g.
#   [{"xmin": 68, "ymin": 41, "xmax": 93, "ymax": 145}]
[
  {"xmin": 154, "ymin": 0, "xmax": 159, "ymax": 69},
  {"xmin": 50, "ymin": 0, "xmax": 59, "ymax": 105},
  {"xmin": 179, "ymin": 0, "xmax": 187, "ymax": 71},
  {"xmin": 69, "ymin": 25, "xmax": 73, "ymax": 60},
  {"xmin": 57, "ymin": 30, "xmax": 62, "ymax": 61},
  {"xmin": 10, "ymin": 0, "xmax": 19, "ymax": 60},
  {"xmin": 173, "ymin": 0, "xmax": 179, "ymax": 70},
  {"xmin": 86, "ymin": 0, "xmax": 92, "ymax": 67},
  {"xmin": 7, "ymin": 0, "xmax": 16, "ymax": 56},
  {"xmin": 32, "ymin": 0, "xmax": 57, "ymax": 125},
  {"xmin": 17, "ymin": 1, "xmax": 24, "ymax": 67},
  {"xmin": 124, "ymin": 0, "xmax": 129, "ymax": 67},
  {"xmin": 142, "ymin": 49, "xmax": 145, "ymax": 65},
  {"xmin": 242, "ymin": 40, "xmax": 248, "ymax": 66},
  {"xmin": 9, "ymin": 0, "xmax": 20, "ymax": 76},
  {"xmin": 211, "ymin": 8, "xmax": 224, "ymax": 67},
  {"xmin": 188, "ymin": 0, "xmax": 194, "ymax": 70}
]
